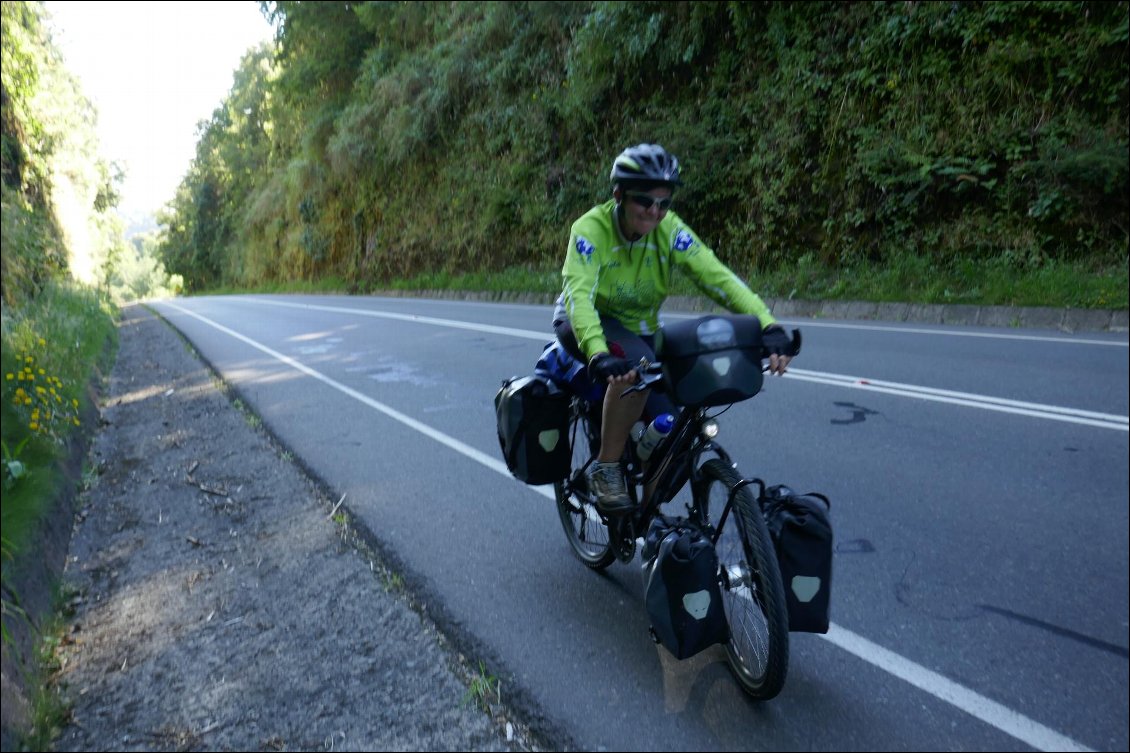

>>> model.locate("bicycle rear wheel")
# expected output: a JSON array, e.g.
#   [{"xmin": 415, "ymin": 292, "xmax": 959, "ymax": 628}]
[
  {"xmin": 700, "ymin": 458, "xmax": 789, "ymax": 700},
  {"xmin": 555, "ymin": 405, "xmax": 614, "ymax": 570}
]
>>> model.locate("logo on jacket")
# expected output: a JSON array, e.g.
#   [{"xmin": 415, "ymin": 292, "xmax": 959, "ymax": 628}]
[
  {"xmin": 673, "ymin": 229, "xmax": 696, "ymax": 252},
  {"xmin": 576, "ymin": 236, "xmax": 595, "ymax": 257}
]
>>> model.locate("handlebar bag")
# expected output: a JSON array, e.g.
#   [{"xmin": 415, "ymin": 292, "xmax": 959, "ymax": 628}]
[
  {"xmin": 494, "ymin": 375, "xmax": 572, "ymax": 486},
  {"xmin": 655, "ymin": 315, "xmax": 764, "ymax": 407},
  {"xmin": 761, "ymin": 485, "xmax": 833, "ymax": 633},
  {"xmin": 642, "ymin": 516, "xmax": 729, "ymax": 660}
]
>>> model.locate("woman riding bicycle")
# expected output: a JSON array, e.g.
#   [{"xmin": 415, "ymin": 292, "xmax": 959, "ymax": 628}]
[{"xmin": 552, "ymin": 143, "xmax": 795, "ymax": 515}]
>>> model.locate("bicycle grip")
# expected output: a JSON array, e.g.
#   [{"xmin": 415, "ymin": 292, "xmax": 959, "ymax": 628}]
[{"xmin": 787, "ymin": 328, "xmax": 802, "ymax": 357}]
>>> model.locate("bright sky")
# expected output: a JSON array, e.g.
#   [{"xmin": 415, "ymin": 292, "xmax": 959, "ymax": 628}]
[{"xmin": 44, "ymin": 1, "xmax": 276, "ymax": 220}]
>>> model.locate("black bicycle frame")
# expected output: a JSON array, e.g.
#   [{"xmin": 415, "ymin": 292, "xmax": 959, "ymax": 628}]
[{"xmin": 627, "ymin": 406, "xmax": 736, "ymax": 540}]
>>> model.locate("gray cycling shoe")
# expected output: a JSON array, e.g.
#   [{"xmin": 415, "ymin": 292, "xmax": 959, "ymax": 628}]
[{"xmin": 586, "ymin": 461, "xmax": 633, "ymax": 514}]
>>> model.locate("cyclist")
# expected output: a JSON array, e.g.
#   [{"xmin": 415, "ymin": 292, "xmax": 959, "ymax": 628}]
[{"xmin": 552, "ymin": 143, "xmax": 794, "ymax": 515}]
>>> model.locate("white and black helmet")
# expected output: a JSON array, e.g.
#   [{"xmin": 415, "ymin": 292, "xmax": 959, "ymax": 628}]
[{"xmin": 609, "ymin": 143, "xmax": 683, "ymax": 188}]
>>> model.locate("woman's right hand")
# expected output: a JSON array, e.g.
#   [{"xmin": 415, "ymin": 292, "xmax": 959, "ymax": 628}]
[
  {"xmin": 589, "ymin": 353, "xmax": 637, "ymax": 384},
  {"xmin": 762, "ymin": 325, "xmax": 797, "ymax": 376}
]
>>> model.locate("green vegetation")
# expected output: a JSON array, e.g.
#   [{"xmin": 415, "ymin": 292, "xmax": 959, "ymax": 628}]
[
  {"xmin": 1, "ymin": 0, "xmax": 118, "ymax": 562},
  {"xmin": 153, "ymin": 1, "xmax": 1126, "ymax": 309},
  {"xmin": 2, "ymin": 283, "xmax": 116, "ymax": 553},
  {"xmin": 0, "ymin": 288, "xmax": 117, "ymax": 753},
  {"xmin": 1, "ymin": 2, "xmax": 175, "ymax": 308},
  {"xmin": 20, "ymin": 609, "xmax": 71, "ymax": 751},
  {"xmin": 231, "ymin": 254, "xmax": 1129, "ymax": 311},
  {"xmin": 2, "ymin": 2, "xmax": 122, "ymax": 746},
  {"xmin": 462, "ymin": 660, "xmax": 502, "ymax": 712}
]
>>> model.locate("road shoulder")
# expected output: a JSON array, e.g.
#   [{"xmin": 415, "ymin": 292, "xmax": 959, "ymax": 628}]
[{"xmin": 51, "ymin": 303, "xmax": 522, "ymax": 751}]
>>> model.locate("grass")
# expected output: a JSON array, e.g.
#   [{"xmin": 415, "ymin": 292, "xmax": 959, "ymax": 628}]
[
  {"xmin": 383, "ymin": 571, "xmax": 405, "ymax": 593},
  {"xmin": 462, "ymin": 660, "xmax": 501, "ymax": 712},
  {"xmin": 1, "ymin": 579, "xmax": 81, "ymax": 752},
  {"xmin": 1, "ymin": 279, "xmax": 117, "ymax": 749},
  {"xmin": 751, "ymin": 252, "xmax": 1129, "ymax": 309},
  {"xmin": 204, "ymin": 255, "xmax": 1128, "ymax": 311},
  {"xmin": 233, "ymin": 399, "xmax": 262, "ymax": 429},
  {"xmin": 21, "ymin": 611, "xmax": 72, "ymax": 750},
  {"xmin": 1, "ymin": 281, "xmax": 117, "ymax": 559}
]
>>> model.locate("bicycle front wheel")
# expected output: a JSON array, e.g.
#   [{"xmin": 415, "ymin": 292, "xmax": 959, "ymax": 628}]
[
  {"xmin": 554, "ymin": 406, "xmax": 614, "ymax": 570},
  {"xmin": 701, "ymin": 458, "xmax": 789, "ymax": 700}
]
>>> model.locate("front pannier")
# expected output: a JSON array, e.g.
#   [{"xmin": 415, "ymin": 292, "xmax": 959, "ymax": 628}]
[
  {"xmin": 494, "ymin": 375, "xmax": 571, "ymax": 486},
  {"xmin": 760, "ymin": 485, "xmax": 833, "ymax": 633},
  {"xmin": 655, "ymin": 315, "xmax": 764, "ymax": 407},
  {"xmin": 641, "ymin": 516, "xmax": 729, "ymax": 659}
]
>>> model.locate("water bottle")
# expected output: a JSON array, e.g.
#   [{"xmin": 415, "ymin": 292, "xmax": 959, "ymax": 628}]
[{"xmin": 635, "ymin": 413, "xmax": 675, "ymax": 462}]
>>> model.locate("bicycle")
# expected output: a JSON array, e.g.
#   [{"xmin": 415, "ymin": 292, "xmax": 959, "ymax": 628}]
[{"xmin": 553, "ymin": 314, "xmax": 801, "ymax": 701}]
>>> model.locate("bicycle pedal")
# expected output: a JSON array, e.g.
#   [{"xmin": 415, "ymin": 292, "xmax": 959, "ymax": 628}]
[{"xmin": 615, "ymin": 537, "xmax": 636, "ymax": 563}]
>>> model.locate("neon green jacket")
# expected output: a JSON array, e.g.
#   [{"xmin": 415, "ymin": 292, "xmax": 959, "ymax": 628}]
[{"xmin": 555, "ymin": 200, "xmax": 777, "ymax": 361}]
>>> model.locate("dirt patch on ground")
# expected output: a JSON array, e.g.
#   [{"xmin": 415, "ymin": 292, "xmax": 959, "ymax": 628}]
[{"xmin": 7, "ymin": 303, "xmax": 533, "ymax": 751}]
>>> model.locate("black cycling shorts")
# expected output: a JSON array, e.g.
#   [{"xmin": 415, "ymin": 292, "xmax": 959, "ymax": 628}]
[{"xmin": 553, "ymin": 315, "xmax": 676, "ymax": 420}]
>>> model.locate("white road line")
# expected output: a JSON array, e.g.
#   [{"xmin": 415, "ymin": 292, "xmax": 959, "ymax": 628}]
[
  {"xmin": 786, "ymin": 369, "xmax": 1127, "ymax": 431},
  {"xmin": 239, "ymin": 297, "xmax": 1128, "ymax": 431},
  {"xmin": 822, "ymin": 625, "xmax": 1094, "ymax": 752},
  {"xmin": 244, "ymin": 297, "xmax": 553, "ymax": 340},
  {"xmin": 160, "ymin": 300, "xmax": 1096, "ymax": 753}
]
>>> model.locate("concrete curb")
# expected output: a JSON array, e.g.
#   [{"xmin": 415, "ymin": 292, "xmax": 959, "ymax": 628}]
[{"xmin": 375, "ymin": 290, "xmax": 1129, "ymax": 334}]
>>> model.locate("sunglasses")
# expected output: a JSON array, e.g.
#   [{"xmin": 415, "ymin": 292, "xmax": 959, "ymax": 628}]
[{"xmin": 626, "ymin": 191, "xmax": 673, "ymax": 212}]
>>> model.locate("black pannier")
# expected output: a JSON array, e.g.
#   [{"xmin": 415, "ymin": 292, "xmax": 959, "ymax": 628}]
[
  {"xmin": 494, "ymin": 375, "xmax": 571, "ymax": 486},
  {"xmin": 641, "ymin": 516, "xmax": 729, "ymax": 659},
  {"xmin": 655, "ymin": 314, "xmax": 765, "ymax": 407},
  {"xmin": 761, "ymin": 485, "xmax": 833, "ymax": 633}
]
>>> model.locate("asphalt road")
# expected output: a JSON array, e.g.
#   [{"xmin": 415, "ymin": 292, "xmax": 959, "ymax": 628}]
[{"xmin": 148, "ymin": 294, "xmax": 1129, "ymax": 752}]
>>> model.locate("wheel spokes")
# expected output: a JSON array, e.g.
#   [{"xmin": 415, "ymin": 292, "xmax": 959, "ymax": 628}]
[{"xmin": 711, "ymin": 482, "xmax": 772, "ymax": 683}]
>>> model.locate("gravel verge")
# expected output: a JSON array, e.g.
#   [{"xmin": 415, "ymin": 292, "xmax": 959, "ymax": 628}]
[{"xmin": 45, "ymin": 303, "xmax": 535, "ymax": 752}]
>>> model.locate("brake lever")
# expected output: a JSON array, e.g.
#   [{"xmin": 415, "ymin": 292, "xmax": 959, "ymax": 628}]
[{"xmin": 620, "ymin": 358, "xmax": 663, "ymax": 397}]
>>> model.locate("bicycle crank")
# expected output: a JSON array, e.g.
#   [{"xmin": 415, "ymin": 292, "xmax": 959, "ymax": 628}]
[{"xmin": 610, "ymin": 516, "xmax": 637, "ymax": 563}]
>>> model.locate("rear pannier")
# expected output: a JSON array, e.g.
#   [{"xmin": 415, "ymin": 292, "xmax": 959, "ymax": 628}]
[{"xmin": 494, "ymin": 375, "xmax": 571, "ymax": 485}]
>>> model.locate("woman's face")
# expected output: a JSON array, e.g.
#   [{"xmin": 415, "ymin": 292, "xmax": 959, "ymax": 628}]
[{"xmin": 618, "ymin": 186, "xmax": 673, "ymax": 239}]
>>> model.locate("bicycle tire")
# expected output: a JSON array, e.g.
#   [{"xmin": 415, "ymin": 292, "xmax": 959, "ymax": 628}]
[
  {"xmin": 700, "ymin": 458, "xmax": 790, "ymax": 700},
  {"xmin": 555, "ymin": 406, "xmax": 615, "ymax": 570}
]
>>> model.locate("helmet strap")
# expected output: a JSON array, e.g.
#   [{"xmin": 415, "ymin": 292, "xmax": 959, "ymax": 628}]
[{"xmin": 613, "ymin": 202, "xmax": 642, "ymax": 242}]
